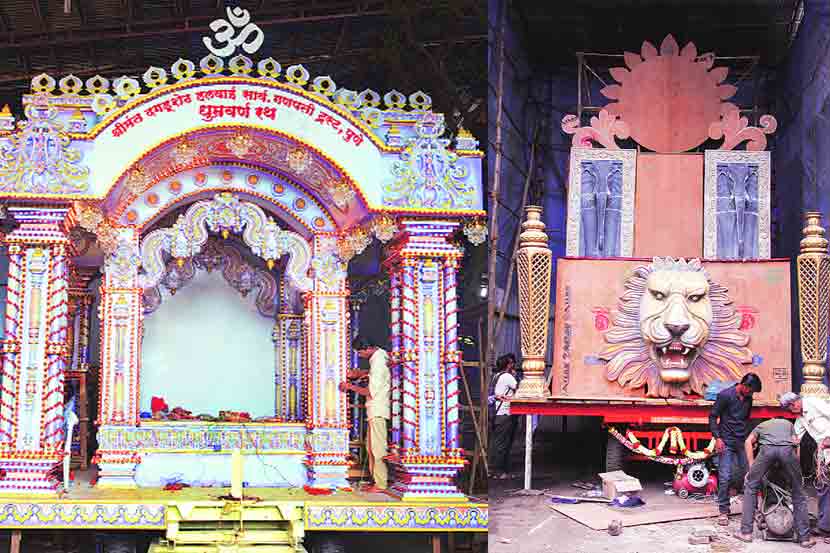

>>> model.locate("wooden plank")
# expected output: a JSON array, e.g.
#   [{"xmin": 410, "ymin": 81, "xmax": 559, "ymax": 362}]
[
  {"xmin": 549, "ymin": 500, "xmax": 742, "ymax": 531},
  {"xmin": 633, "ymin": 154, "xmax": 704, "ymax": 258}
]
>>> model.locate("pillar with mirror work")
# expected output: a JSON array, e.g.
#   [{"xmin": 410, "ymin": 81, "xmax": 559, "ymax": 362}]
[
  {"xmin": 0, "ymin": 207, "xmax": 73, "ymax": 493},
  {"xmin": 303, "ymin": 235, "xmax": 351, "ymax": 489},
  {"xmin": 384, "ymin": 220, "xmax": 465, "ymax": 499},
  {"xmin": 93, "ymin": 227, "xmax": 143, "ymax": 488},
  {"xmin": 798, "ymin": 211, "xmax": 830, "ymax": 397},
  {"xmin": 514, "ymin": 206, "xmax": 552, "ymax": 399}
]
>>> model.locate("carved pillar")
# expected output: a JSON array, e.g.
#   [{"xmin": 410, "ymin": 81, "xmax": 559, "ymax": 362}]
[
  {"xmin": 275, "ymin": 281, "xmax": 304, "ymax": 421},
  {"xmin": 67, "ymin": 268, "xmax": 96, "ymax": 373},
  {"xmin": 388, "ymin": 271, "xmax": 402, "ymax": 454},
  {"xmin": 514, "ymin": 206, "xmax": 553, "ymax": 399},
  {"xmin": 304, "ymin": 235, "xmax": 350, "ymax": 489},
  {"xmin": 348, "ymin": 297, "xmax": 364, "ymax": 442},
  {"xmin": 66, "ymin": 267, "xmax": 96, "ymax": 470},
  {"xmin": 0, "ymin": 207, "xmax": 73, "ymax": 493},
  {"xmin": 93, "ymin": 227, "xmax": 142, "ymax": 488},
  {"xmin": 384, "ymin": 221, "xmax": 466, "ymax": 500},
  {"xmin": 798, "ymin": 212, "xmax": 830, "ymax": 397}
]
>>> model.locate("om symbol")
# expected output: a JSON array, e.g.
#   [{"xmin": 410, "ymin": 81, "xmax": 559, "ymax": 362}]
[{"xmin": 203, "ymin": 7, "xmax": 264, "ymax": 57}]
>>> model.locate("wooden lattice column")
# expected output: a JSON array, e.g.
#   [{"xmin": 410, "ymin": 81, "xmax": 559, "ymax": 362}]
[
  {"xmin": 92, "ymin": 227, "xmax": 142, "ymax": 488},
  {"xmin": 303, "ymin": 235, "xmax": 350, "ymax": 489},
  {"xmin": 514, "ymin": 206, "xmax": 553, "ymax": 399},
  {"xmin": 0, "ymin": 207, "xmax": 73, "ymax": 494},
  {"xmin": 798, "ymin": 211, "xmax": 830, "ymax": 397},
  {"xmin": 384, "ymin": 220, "xmax": 466, "ymax": 500}
]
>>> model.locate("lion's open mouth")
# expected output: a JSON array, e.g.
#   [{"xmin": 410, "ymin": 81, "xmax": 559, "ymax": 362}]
[{"xmin": 651, "ymin": 340, "xmax": 697, "ymax": 382}]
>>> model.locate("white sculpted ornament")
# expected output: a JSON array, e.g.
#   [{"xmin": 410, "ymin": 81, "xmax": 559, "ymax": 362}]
[
  {"xmin": 203, "ymin": 7, "xmax": 264, "ymax": 58},
  {"xmin": 599, "ymin": 257, "xmax": 753, "ymax": 398}
]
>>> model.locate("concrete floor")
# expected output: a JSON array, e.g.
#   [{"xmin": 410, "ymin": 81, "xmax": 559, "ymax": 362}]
[{"xmin": 489, "ymin": 425, "xmax": 830, "ymax": 553}]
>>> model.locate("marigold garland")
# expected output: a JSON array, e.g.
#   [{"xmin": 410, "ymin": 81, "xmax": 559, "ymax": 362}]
[{"xmin": 608, "ymin": 426, "xmax": 716, "ymax": 466}]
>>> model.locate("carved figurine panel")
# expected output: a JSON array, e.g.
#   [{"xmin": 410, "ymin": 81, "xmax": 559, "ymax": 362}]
[
  {"xmin": 704, "ymin": 150, "xmax": 771, "ymax": 260},
  {"xmin": 566, "ymin": 148, "xmax": 636, "ymax": 257}
]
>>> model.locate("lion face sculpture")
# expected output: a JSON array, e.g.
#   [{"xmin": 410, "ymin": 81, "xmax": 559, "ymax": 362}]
[{"xmin": 599, "ymin": 257, "xmax": 753, "ymax": 398}]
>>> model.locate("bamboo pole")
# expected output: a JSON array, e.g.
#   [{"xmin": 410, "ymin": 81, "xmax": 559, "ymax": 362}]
[
  {"xmin": 493, "ymin": 123, "xmax": 540, "ymax": 342},
  {"xmin": 484, "ymin": 0, "xmax": 507, "ymax": 377}
]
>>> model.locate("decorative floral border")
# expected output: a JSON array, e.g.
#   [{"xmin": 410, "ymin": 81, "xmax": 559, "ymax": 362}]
[
  {"xmin": 305, "ymin": 504, "xmax": 488, "ymax": 531},
  {"xmin": 0, "ymin": 502, "xmax": 166, "ymax": 529}
]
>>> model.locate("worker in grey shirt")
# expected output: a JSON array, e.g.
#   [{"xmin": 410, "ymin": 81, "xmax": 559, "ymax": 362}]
[
  {"xmin": 709, "ymin": 373, "xmax": 761, "ymax": 525},
  {"xmin": 734, "ymin": 397, "xmax": 816, "ymax": 548}
]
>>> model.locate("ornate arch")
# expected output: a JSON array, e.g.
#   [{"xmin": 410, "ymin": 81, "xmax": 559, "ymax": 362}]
[
  {"xmin": 139, "ymin": 192, "xmax": 312, "ymax": 292},
  {"xmin": 104, "ymin": 127, "xmax": 364, "ymax": 230},
  {"xmin": 143, "ymin": 237, "xmax": 279, "ymax": 317}
]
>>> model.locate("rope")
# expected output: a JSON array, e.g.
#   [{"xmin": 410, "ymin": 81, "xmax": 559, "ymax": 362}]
[{"xmin": 815, "ymin": 447, "xmax": 830, "ymax": 491}]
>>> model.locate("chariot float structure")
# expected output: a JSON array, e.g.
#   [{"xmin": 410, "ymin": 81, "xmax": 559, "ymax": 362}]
[
  {"xmin": 0, "ymin": 9, "xmax": 487, "ymax": 549},
  {"xmin": 511, "ymin": 35, "xmax": 830, "ymax": 488}
]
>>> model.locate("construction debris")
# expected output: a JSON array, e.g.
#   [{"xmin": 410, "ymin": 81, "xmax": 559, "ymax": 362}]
[
  {"xmin": 608, "ymin": 519, "xmax": 623, "ymax": 536},
  {"xmin": 599, "ymin": 471, "xmax": 643, "ymax": 499},
  {"xmin": 691, "ymin": 527, "xmax": 717, "ymax": 538},
  {"xmin": 688, "ymin": 535, "xmax": 711, "ymax": 545}
]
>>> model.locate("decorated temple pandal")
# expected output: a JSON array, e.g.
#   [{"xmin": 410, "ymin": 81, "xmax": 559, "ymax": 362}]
[
  {"xmin": 0, "ymin": 8, "xmax": 487, "ymax": 544},
  {"xmin": 511, "ymin": 36, "xmax": 829, "ymax": 473}
]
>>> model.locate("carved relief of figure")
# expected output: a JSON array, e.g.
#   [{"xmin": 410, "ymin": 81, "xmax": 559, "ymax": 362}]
[
  {"xmin": 580, "ymin": 160, "xmax": 623, "ymax": 257},
  {"xmin": 716, "ymin": 163, "xmax": 759, "ymax": 259}
]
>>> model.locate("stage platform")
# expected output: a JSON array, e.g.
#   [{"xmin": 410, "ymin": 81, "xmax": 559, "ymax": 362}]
[{"xmin": 0, "ymin": 471, "xmax": 487, "ymax": 533}]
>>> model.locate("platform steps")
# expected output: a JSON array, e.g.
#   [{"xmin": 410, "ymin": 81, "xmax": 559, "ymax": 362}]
[{"xmin": 148, "ymin": 500, "xmax": 306, "ymax": 552}]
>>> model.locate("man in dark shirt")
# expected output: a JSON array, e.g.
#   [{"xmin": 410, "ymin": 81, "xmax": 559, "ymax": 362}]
[{"xmin": 708, "ymin": 372, "xmax": 762, "ymax": 525}]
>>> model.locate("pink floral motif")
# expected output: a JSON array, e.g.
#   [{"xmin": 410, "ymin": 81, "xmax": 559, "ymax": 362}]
[
  {"xmin": 735, "ymin": 306, "xmax": 759, "ymax": 331},
  {"xmin": 561, "ymin": 109, "xmax": 630, "ymax": 149},
  {"xmin": 709, "ymin": 105, "xmax": 777, "ymax": 151},
  {"xmin": 592, "ymin": 307, "xmax": 611, "ymax": 331}
]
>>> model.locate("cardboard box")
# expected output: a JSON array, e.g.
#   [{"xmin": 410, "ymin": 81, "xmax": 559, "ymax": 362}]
[{"xmin": 598, "ymin": 470, "xmax": 642, "ymax": 499}]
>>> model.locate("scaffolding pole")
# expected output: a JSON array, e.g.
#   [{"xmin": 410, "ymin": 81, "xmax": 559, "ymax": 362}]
[{"xmin": 484, "ymin": 0, "xmax": 508, "ymax": 450}]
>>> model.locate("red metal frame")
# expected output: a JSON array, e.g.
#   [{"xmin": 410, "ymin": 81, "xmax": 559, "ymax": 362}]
[{"xmin": 509, "ymin": 400, "xmax": 794, "ymax": 426}]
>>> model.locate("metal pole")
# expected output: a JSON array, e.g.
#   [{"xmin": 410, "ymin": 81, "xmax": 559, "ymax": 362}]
[{"xmin": 524, "ymin": 414, "xmax": 533, "ymax": 490}]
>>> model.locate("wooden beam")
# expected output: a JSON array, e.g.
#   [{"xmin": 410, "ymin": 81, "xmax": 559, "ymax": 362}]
[{"xmin": 10, "ymin": 531, "xmax": 21, "ymax": 553}]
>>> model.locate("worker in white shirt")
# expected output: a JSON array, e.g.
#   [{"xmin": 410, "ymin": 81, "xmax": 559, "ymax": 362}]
[
  {"xmin": 489, "ymin": 354, "xmax": 519, "ymax": 480},
  {"xmin": 340, "ymin": 337, "xmax": 391, "ymax": 493},
  {"xmin": 783, "ymin": 391, "xmax": 830, "ymax": 541}
]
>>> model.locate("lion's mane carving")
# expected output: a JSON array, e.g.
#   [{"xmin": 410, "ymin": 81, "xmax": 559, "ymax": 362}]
[{"xmin": 598, "ymin": 257, "xmax": 753, "ymax": 398}]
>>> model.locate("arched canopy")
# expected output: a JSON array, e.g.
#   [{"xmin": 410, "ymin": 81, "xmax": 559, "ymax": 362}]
[
  {"xmin": 112, "ymin": 164, "xmax": 337, "ymax": 236},
  {"xmin": 102, "ymin": 125, "xmax": 365, "ymax": 230},
  {"xmin": 89, "ymin": 78, "xmax": 385, "ymax": 216},
  {"xmin": 139, "ymin": 192, "xmax": 313, "ymax": 292}
]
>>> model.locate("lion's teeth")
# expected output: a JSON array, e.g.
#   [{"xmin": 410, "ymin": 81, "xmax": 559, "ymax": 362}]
[
  {"xmin": 683, "ymin": 347, "xmax": 689, "ymax": 354},
  {"xmin": 661, "ymin": 346, "xmax": 668, "ymax": 355}
]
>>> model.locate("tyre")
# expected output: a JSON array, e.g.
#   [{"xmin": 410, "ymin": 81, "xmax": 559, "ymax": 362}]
[
  {"xmin": 678, "ymin": 488, "xmax": 689, "ymax": 499},
  {"xmin": 99, "ymin": 534, "xmax": 137, "ymax": 553},
  {"xmin": 605, "ymin": 433, "xmax": 627, "ymax": 473},
  {"xmin": 309, "ymin": 533, "xmax": 347, "ymax": 553}
]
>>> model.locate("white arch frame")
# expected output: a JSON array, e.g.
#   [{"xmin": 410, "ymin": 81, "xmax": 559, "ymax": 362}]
[{"xmin": 138, "ymin": 192, "xmax": 312, "ymax": 292}]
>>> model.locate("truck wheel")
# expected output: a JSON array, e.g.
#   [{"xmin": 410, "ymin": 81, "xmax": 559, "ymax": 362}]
[
  {"xmin": 309, "ymin": 533, "xmax": 347, "ymax": 553},
  {"xmin": 678, "ymin": 488, "xmax": 689, "ymax": 499},
  {"xmin": 605, "ymin": 434, "xmax": 627, "ymax": 472},
  {"xmin": 99, "ymin": 534, "xmax": 137, "ymax": 553}
]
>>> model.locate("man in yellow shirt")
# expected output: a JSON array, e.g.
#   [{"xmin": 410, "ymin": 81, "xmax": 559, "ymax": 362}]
[{"xmin": 340, "ymin": 337, "xmax": 391, "ymax": 493}]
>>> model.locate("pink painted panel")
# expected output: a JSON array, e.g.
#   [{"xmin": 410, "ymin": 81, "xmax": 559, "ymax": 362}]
[
  {"xmin": 634, "ymin": 154, "xmax": 703, "ymax": 258},
  {"xmin": 551, "ymin": 257, "xmax": 792, "ymax": 402}
]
